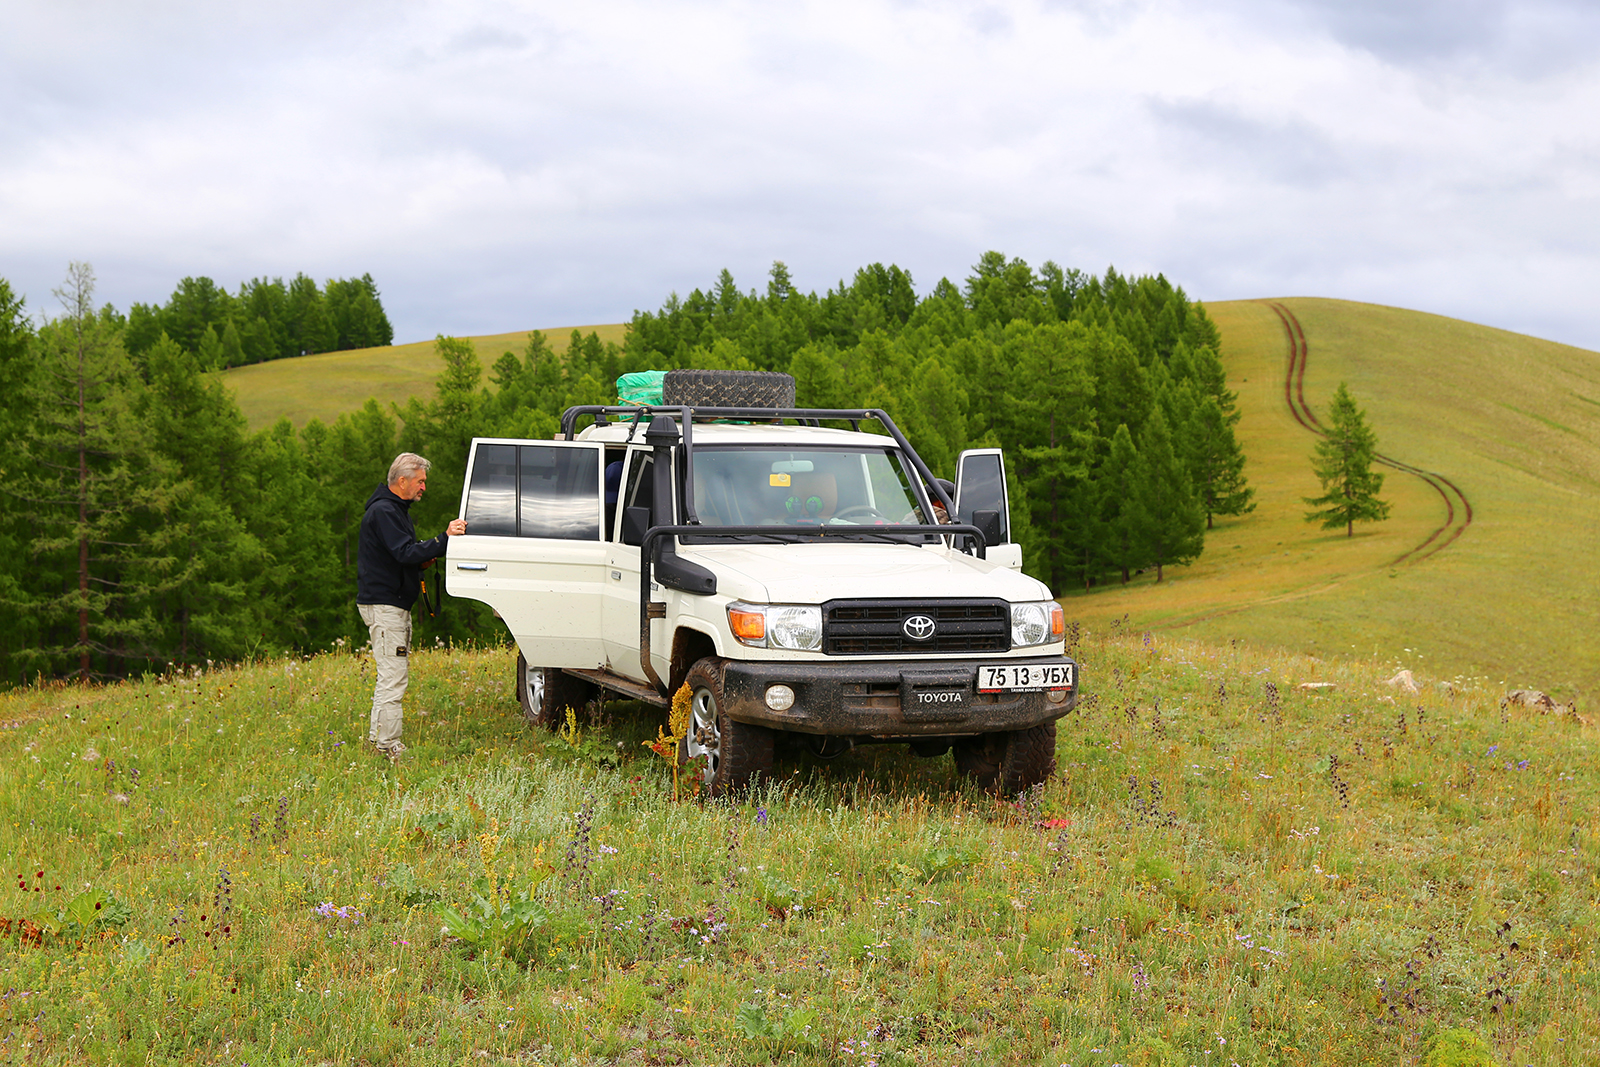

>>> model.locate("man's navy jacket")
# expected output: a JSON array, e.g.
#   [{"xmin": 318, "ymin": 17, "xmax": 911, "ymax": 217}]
[{"xmin": 357, "ymin": 484, "xmax": 449, "ymax": 610}]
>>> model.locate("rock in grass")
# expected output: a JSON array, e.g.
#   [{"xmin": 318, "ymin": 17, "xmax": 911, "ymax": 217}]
[
  {"xmin": 1505, "ymin": 688, "xmax": 1589, "ymax": 725},
  {"xmin": 1384, "ymin": 669, "xmax": 1420, "ymax": 693},
  {"xmin": 1297, "ymin": 682, "xmax": 1336, "ymax": 694},
  {"xmin": 1507, "ymin": 688, "xmax": 1559, "ymax": 711}
]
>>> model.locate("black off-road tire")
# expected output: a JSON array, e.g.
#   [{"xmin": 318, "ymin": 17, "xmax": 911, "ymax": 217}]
[
  {"xmin": 953, "ymin": 722, "xmax": 1057, "ymax": 796},
  {"xmin": 677, "ymin": 657, "xmax": 775, "ymax": 797},
  {"xmin": 516, "ymin": 652, "xmax": 597, "ymax": 730},
  {"xmin": 662, "ymin": 369, "xmax": 796, "ymax": 409}
]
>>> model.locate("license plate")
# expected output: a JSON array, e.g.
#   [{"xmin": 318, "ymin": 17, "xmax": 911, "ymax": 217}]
[{"xmin": 977, "ymin": 663, "xmax": 1075, "ymax": 692}]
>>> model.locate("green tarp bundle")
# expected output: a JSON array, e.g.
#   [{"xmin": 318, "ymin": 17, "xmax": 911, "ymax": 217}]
[{"xmin": 616, "ymin": 370, "xmax": 666, "ymax": 406}]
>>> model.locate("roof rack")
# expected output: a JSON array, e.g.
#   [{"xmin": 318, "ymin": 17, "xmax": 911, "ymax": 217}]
[{"xmin": 560, "ymin": 404, "xmax": 893, "ymax": 437}]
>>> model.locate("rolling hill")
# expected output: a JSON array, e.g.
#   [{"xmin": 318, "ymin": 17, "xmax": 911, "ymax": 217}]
[
  {"xmin": 1066, "ymin": 298, "xmax": 1600, "ymax": 705},
  {"xmin": 224, "ymin": 323, "xmax": 628, "ymax": 432},
  {"xmin": 221, "ymin": 300, "xmax": 1600, "ymax": 703}
]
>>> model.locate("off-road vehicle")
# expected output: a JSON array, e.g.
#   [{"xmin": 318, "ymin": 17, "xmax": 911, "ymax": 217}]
[{"xmin": 447, "ymin": 370, "xmax": 1078, "ymax": 795}]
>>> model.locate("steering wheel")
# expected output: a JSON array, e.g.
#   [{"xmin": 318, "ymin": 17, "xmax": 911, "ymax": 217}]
[{"xmin": 833, "ymin": 505, "xmax": 891, "ymax": 523}]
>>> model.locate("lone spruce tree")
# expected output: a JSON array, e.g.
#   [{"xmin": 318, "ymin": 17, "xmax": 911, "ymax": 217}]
[{"xmin": 1304, "ymin": 382, "xmax": 1391, "ymax": 537}]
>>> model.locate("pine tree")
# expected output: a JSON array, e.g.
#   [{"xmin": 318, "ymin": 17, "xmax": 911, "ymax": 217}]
[
  {"xmin": 1190, "ymin": 394, "xmax": 1255, "ymax": 527},
  {"xmin": 197, "ymin": 324, "xmax": 225, "ymax": 371},
  {"xmin": 788, "ymin": 344, "xmax": 845, "ymax": 409},
  {"xmin": 286, "ymin": 273, "xmax": 335, "ymax": 355},
  {"xmin": 999, "ymin": 321, "xmax": 1096, "ymax": 591},
  {"xmin": 163, "ymin": 276, "xmax": 230, "ymax": 353},
  {"xmin": 219, "ymin": 319, "xmax": 246, "ymax": 368},
  {"xmin": 1304, "ymin": 382, "xmax": 1391, "ymax": 537},
  {"xmin": 224, "ymin": 419, "xmax": 341, "ymax": 654},
  {"xmin": 136, "ymin": 334, "xmax": 265, "ymax": 664},
  {"xmin": 14, "ymin": 264, "xmax": 161, "ymax": 679},
  {"xmin": 1100, "ymin": 424, "xmax": 1144, "ymax": 584},
  {"xmin": 0, "ymin": 280, "xmax": 39, "ymax": 682},
  {"xmin": 1132, "ymin": 407, "xmax": 1206, "ymax": 581},
  {"xmin": 526, "ymin": 331, "xmax": 565, "ymax": 413},
  {"xmin": 904, "ymin": 354, "xmax": 968, "ymax": 478}
]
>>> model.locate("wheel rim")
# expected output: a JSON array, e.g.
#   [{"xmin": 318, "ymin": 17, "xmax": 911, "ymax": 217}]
[
  {"xmin": 683, "ymin": 685, "xmax": 722, "ymax": 785},
  {"xmin": 525, "ymin": 667, "xmax": 545, "ymax": 719}
]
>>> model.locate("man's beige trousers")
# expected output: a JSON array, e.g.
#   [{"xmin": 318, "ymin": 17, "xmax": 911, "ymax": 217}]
[{"xmin": 358, "ymin": 603, "xmax": 412, "ymax": 749}]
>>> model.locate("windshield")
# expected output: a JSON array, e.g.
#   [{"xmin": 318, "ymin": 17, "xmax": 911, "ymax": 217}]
[{"xmin": 691, "ymin": 446, "xmax": 929, "ymax": 528}]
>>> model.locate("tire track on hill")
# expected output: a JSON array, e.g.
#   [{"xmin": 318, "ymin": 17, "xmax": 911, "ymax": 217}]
[
  {"xmin": 1106, "ymin": 302, "xmax": 1474, "ymax": 634},
  {"xmin": 1265, "ymin": 300, "xmax": 1472, "ymax": 564}
]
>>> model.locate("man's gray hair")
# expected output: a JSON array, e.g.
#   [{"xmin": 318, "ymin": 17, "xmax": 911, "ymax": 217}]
[{"xmin": 387, "ymin": 452, "xmax": 432, "ymax": 484}]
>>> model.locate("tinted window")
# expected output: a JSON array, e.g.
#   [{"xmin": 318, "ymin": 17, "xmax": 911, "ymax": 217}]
[
  {"xmin": 464, "ymin": 443, "xmax": 600, "ymax": 539},
  {"xmin": 956, "ymin": 452, "xmax": 1008, "ymax": 542},
  {"xmin": 519, "ymin": 445, "xmax": 600, "ymax": 540},
  {"xmin": 463, "ymin": 444, "xmax": 518, "ymax": 536}
]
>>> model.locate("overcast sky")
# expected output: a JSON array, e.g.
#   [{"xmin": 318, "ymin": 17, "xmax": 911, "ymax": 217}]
[{"xmin": 5, "ymin": 0, "xmax": 1600, "ymax": 350}]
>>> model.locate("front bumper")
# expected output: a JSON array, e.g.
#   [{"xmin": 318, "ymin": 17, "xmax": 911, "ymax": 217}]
[{"xmin": 717, "ymin": 655, "xmax": 1078, "ymax": 737}]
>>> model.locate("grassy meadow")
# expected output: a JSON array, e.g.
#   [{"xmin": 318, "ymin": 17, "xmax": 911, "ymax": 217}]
[
  {"xmin": 1064, "ymin": 298, "xmax": 1600, "ymax": 707},
  {"xmin": 3, "ymin": 629, "xmax": 1595, "ymax": 1065},
  {"xmin": 225, "ymin": 324, "xmax": 628, "ymax": 433}
]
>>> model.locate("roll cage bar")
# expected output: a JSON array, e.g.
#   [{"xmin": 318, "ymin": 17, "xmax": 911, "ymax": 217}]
[{"xmin": 559, "ymin": 404, "xmax": 960, "ymax": 529}]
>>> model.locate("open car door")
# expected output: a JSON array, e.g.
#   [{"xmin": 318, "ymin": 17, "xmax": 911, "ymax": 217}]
[
  {"xmin": 447, "ymin": 438, "xmax": 608, "ymax": 668},
  {"xmin": 954, "ymin": 447, "xmax": 1024, "ymax": 571}
]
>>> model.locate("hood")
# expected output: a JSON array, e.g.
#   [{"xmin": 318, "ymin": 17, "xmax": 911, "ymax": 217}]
[
  {"xmin": 365, "ymin": 483, "xmax": 410, "ymax": 511},
  {"xmin": 681, "ymin": 541, "xmax": 1052, "ymax": 604}
]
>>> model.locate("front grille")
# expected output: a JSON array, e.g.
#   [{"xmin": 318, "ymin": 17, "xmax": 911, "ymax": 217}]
[{"xmin": 823, "ymin": 599, "xmax": 1010, "ymax": 656}]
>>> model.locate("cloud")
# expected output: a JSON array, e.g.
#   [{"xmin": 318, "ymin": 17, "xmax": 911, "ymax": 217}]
[
  {"xmin": 2, "ymin": 0, "xmax": 1600, "ymax": 351},
  {"xmin": 1254, "ymin": 0, "xmax": 1600, "ymax": 74},
  {"xmin": 1146, "ymin": 99, "xmax": 1351, "ymax": 188}
]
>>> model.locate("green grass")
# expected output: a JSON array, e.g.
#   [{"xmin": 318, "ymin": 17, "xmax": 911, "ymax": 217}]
[
  {"xmin": 1066, "ymin": 297, "xmax": 1600, "ymax": 707},
  {"xmin": 223, "ymin": 323, "xmax": 629, "ymax": 433},
  {"xmin": 3, "ymin": 633, "xmax": 1596, "ymax": 1064}
]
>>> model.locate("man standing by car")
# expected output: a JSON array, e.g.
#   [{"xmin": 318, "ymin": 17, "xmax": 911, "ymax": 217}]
[{"xmin": 357, "ymin": 452, "xmax": 468, "ymax": 761}]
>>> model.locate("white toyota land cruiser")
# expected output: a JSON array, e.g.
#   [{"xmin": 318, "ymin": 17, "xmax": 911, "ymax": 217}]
[{"xmin": 447, "ymin": 370, "xmax": 1078, "ymax": 796}]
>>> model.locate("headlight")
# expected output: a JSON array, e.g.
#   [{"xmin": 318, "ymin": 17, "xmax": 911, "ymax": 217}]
[
  {"xmin": 768, "ymin": 606, "xmax": 823, "ymax": 651},
  {"xmin": 1011, "ymin": 600, "xmax": 1065, "ymax": 647},
  {"xmin": 727, "ymin": 603, "xmax": 823, "ymax": 651}
]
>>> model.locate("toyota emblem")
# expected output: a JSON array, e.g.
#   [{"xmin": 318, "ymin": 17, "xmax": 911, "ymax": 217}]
[{"xmin": 902, "ymin": 614, "xmax": 937, "ymax": 641}]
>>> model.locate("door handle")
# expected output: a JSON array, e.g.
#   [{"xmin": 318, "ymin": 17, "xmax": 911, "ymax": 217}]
[{"xmin": 455, "ymin": 563, "xmax": 488, "ymax": 571}]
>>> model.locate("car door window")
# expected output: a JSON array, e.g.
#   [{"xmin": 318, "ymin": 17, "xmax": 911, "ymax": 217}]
[
  {"xmin": 463, "ymin": 443, "xmax": 518, "ymax": 536},
  {"xmin": 462, "ymin": 442, "xmax": 601, "ymax": 540},
  {"xmin": 518, "ymin": 445, "xmax": 600, "ymax": 540}
]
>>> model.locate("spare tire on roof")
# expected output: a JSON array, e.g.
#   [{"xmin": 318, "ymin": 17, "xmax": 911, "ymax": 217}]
[{"xmin": 662, "ymin": 369, "xmax": 796, "ymax": 409}]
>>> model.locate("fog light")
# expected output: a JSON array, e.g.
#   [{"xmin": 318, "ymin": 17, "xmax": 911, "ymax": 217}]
[
  {"xmin": 1046, "ymin": 688, "xmax": 1068, "ymax": 704},
  {"xmin": 765, "ymin": 684, "xmax": 796, "ymax": 711}
]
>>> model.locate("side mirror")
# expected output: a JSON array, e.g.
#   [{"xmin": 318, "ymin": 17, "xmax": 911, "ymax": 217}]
[
  {"xmin": 972, "ymin": 509, "xmax": 1004, "ymax": 548},
  {"xmin": 622, "ymin": 506, "xmax": 650, "ymax": 547}
]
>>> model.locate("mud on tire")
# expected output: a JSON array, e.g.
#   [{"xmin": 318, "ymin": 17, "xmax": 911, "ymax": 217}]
[
  {"xmin": 517, "ymin": 652, "xmax": 597, "ymax": 730},
  {"xmin": 662, "ymin": 369, "xmax": 796, "ymax": 409},
  {"xmin": 953, "ymin": 722, "xmax": 1057, "ymax": 796},
  {"xmin": 677, "ymin": 657, "xmax": 775, "ymax": 797}
]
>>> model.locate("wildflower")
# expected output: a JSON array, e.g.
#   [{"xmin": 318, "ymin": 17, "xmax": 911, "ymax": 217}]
[{"xmin": 313, "ymin": 901, "xmax": 363, "ymax": 922}]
